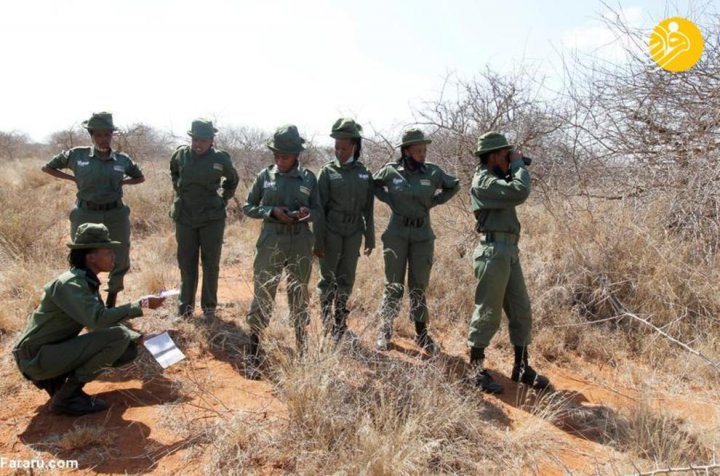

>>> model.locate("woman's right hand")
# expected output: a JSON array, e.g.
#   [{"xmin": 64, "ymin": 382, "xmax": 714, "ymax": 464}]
[{"xmin": 272, "ymin": 206, "xmax": 295, "ymax": 223}]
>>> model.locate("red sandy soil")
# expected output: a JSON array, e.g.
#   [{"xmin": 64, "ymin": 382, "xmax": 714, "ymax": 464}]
[{"xmin": 1, "ymin": 266, "xmax": 716, "ymax": 475}]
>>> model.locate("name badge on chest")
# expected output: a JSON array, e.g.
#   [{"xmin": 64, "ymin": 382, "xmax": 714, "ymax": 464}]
[
  {"xmin": 77, "ymin": 160, "xmax": 89, "ymax": 167},
  {"xmin": 299, "ymin": 186, "xmax": 311, "ymax": 195},
  {"xmin": 264, "ymin": 181, "xmax": 276, "ymax": 189},
  {"xmin": 420, "ymin": 179, "xmax": 432, "ymax": 186},
  {"xmin": 392, "ymin": 177, "xmax": 404, "ymax": 185},
  {"xmin": 359, "ymin": 173, "xmax": 369, "ymax": 179},
  {"xmin": 113, "ymin": 165, "xmax": 125, "ymax": 172},
  {"xmin": 213, "ymin": 163, "xmax": 224, "ymax": 172}
]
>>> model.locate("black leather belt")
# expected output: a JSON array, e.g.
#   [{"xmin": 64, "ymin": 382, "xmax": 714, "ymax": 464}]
[
  {"xmin": 482, "ymin": 232, "xmax": 519, "ymax": 244},
  {"xmin": 341, "ymin": 213, "xmax": 360, "ymax": 224},
  {"xmin": 402, "ymin": 216, "xmax": 425, "ymax": 227},
  {"xmin": 78, "ymin": 200, "xmax": 122, "ymax": 211},
  {"xmin": 263, "ymin": 222, "xmax": 304, "ymax": 235}
]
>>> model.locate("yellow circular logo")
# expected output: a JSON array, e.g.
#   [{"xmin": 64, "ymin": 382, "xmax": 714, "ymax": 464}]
[{"xmin": 649, "ymin": 17, "xmax": 704, "ymax": 72}]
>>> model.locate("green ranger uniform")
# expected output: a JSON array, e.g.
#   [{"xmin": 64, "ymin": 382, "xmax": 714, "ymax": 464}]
[
  {"xmin": 315, "ymin": 161, "xmax": 374, "ymax": 309},
  {"xmin": 13, "ymin": 223, "xmax": 144, "ymax": 413},
  {"xmin": 243, "ymin": 126, "xmax": 321, "ymax": 341},
  {"xmin": 45, "ymin": 147, "xmax": 143, "ymax": 294},
  {"xmin": 14, "ymin": 268, "xmax": 143, "ymax": 382},
  {"xmin": 373, "ymin": 129, "xmax": 460, "ymax": 350},
  {"xmin": 315, "ymin": 118, "xmax": 375, "ymax": 337},
  {"xmin": 170, "ymin": 120, "xmax": 239, "ymax": 317},
  {"xmin": 466, "ymin": 131, "xmax": 549, "ymax": 394},
  {"xmin": 468, "ymin": 154, "xmax": 532, "ymax": 348}
]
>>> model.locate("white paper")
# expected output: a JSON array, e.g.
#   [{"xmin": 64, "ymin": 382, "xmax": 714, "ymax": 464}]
[
  {"xmin": 143, "ymin": 332, "xmax": 186, "ymax": 368},
  {"xmin": 159, "ymin": 289, "xmax": 181, "ymax": 298}
]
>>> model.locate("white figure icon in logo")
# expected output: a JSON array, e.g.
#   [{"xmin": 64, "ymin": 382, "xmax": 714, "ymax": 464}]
[{"xmin": 650, "ymin": 21, "xmax": 691, "ymax": 68}]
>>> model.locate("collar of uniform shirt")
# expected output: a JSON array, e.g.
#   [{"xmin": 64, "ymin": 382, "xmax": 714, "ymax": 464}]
[
  {"xmin": 89, "ymin": 147, "xmax": 118, "ymax": 161},
  {"xmin": 270, "ymin": 163, "xmax": 302, "ymax": 178},
  {"xmin": 398, "ymin": 157, "xmax": 426, "ymax": 174}
]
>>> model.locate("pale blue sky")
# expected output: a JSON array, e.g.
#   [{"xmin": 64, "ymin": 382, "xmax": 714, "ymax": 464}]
[{"xmin": 0, "ymin": 0, "xmax": 712, "ymax": 144}]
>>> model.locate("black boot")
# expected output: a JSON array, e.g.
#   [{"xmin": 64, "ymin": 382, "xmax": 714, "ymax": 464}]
[
  {"xmin": 32, "ymin": 373, "xmax": 69, "ymax": 397},
  {"xmin": 414, "ymin": 321, "xmax": 440, "ymax": 355},
  {"xmin": 469, "ymin": 347, "xmax": 503, "ymax": 394},
  {"xmin": 51, "ymin": 375, "xmax": 108, "ymax": 416},
  {"xmin": 511, "ymin": 346, "xmax": 550, "ymax": 390},
  {"xmin": 332, "ymin": 296, "xmax": 349, "ymax": 341},
  {"xmin": 105, "ymin": 292, "xmax": 117, "ymax": 309},
  {"xmin": 245, "ymin": 333, "xmax": 261, "ymax": 380}
]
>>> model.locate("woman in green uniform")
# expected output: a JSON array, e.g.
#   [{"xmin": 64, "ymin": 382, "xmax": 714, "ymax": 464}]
[
  {"xmin": 313, "ymin": 118, "xmax": 374, "ymax": 343},
  {"xmin": 12, "ymin": 223, "xmax": 165, "ymax": 416},
  {"xmin": 467, "ymin": 131, "xmax": 549, "ymax": 393},
  {"xmin": 170, "ymin": 119, "xmax": 239, "ymax": 320},
  {"xmin": 242, "ymin": 125, "xmax": 321, "ymax": 379},
  {"xmin": 373, "ymin": 129, "xmax": 460, "ymax": 354},
  {"xmin": 41, "ymin": 112, "xmax": 145, "ymax": 308}
]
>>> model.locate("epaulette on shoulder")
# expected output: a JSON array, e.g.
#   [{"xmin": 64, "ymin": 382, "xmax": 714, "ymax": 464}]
[
  {"xmin": 58, "ymin": 268, "xmax": 84, "ymax": 285},
  {"xmin": 70, "ymin": 146, "xmax": 92, "ymax": 153}
]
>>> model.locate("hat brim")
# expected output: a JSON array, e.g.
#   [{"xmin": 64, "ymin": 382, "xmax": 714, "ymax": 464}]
[
  {"xmin": 330, "ymin": 132, "xmax": 362, "ymax": 139},
  {"xmin": 67, "ymin": 241, "xmax": 122, "ymax": 250},
  {"xmin": 474, "ymin": 143, "xmax": 513, "ymax": 157},
  {"xmin": 81, "ymin": 121, "xmax": 117, "ymax": 132},
  {"xmin": 187, "ymin": 129, "xmax": 218, "ymax": 138},
  {"xmin": 267, "ymin": 141, "xmax": 306, "ymax": 154},
  {"xmin": 398, "ymin": 139, "xmax": 432, "ymax": 148}
]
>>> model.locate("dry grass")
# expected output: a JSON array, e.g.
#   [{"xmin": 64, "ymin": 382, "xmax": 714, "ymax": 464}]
[
  {"xmin": 56, "ymin": 423, "xmax": 114, "ymax": 451},
  {"xmin": 1, "ymin": 156, "xmax": 719, "ymax": 474}
]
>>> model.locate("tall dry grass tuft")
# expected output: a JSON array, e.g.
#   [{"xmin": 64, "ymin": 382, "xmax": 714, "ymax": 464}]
[{"xmin": 202, "ymin": 338, "xmax": 548, "ymax": 474}]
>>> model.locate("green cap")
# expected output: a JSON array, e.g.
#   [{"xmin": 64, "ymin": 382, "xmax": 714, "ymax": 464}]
[
  {"xmin": 267, "ymin": 124, "xmax": 306, "ymax": 154},
  {"xmin": 67, "ymin": 223, "xmax": 122, "ymax": 250},
  {"xmin": 187, "ymin": 119, "xmax": 218, "ymax": 138},
  {"xmin": 398, "ymin": 128, "xmax": 432, "ymax": 148},
  {"xmin": 330, "ymin": 118, "xmax": 363, "ymax": 139},
  {"xmin": 81, "ymin": 112, "xmax": 117, "ymax": 131},
  {"xmin": 475, "ymin": 132, "xmax": 513, "ymax": 157}
]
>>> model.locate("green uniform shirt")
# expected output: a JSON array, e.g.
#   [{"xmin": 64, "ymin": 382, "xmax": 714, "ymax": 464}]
[
  {"xmin": 170, "ymin": 146, "xmax": 240, "ymax": 226},
  {"xmin": 470, "ymin": 159, "xmax": 530, "ymax": 235},
  {"xmin": 45, "ymin": 147, "xmax": 143, "ymax": 204},
  {"xmin": 15, "ymin": 268, "xmax": 143, "ymax": 351},
  {"xmin": 315, "ymin": 158, "xmax": 375, "ymax": 250},
  {"xmin": 243, "ymin": 164, "xmax": 322, "ymax": 242},
  {"xmin": 373, "ymin": 160, "xmax": 460, "ymax": 240}
]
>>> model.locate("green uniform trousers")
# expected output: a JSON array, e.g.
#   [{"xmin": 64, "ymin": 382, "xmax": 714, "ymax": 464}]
[
  {"xmin": 468, "ymin": 241, "xmax": 532, "ymax": 348},
  {"xmin": 317, "ymin": 230, "xmax": 363, "ymax": 302},
  {"xmin": 175, "ymin": 218, "xmax": 226, "ymax": 315},
  {"xmin": 246, "ymin": 231, "xmax": 313, "ymax": 333},
  {"xmin": 70, "ymin": 204, "xmax": 131, "ymax": 293},
  {"xmin": 15, "ymin": 325, "xmax": 140, "ymax": 383},
  {"xmin": 379, "ymin": 234, "xmax": 434, "ymax": 324}
]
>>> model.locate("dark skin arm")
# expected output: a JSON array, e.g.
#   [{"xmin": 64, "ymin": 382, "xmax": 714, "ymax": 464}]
[{"xmin": 122, "ymin": 177, "xmax": 145, "ymax": 185}]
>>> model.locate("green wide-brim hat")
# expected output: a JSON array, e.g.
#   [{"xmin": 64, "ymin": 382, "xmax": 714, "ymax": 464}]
[
  {"xmin": 67, "ymin": 223, "xmax": 122, "ymax": 249},
  {"xmin": 475, "ymin": 131, "xmax": 513, "ymax": 157},
  {"xmin": 398, "ymin": 128, "xmax": 432, "ymax": 148},
  {"xmin": 330, "ymin": 118, "xmax": 363, "ymax": 139},
  {"xmin": 187, "ymin": 119, "xmax": 218, "ymax": 138},
  {"xmin": 267, "ymin": 124, "xmax": 306, "ymax": 154},
  {"xmin": 81, "ymin": 112, "xmax": 117, "ymax": 131}
]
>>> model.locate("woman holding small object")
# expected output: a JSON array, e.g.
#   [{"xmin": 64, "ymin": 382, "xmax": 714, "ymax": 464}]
[
  {"xmin": 12, "ymin": 223, "xmax": 165, "ymax": 416},
  {"xmin": 242, "ymin": 124, "xmax": 321, "ymax": 379}
]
